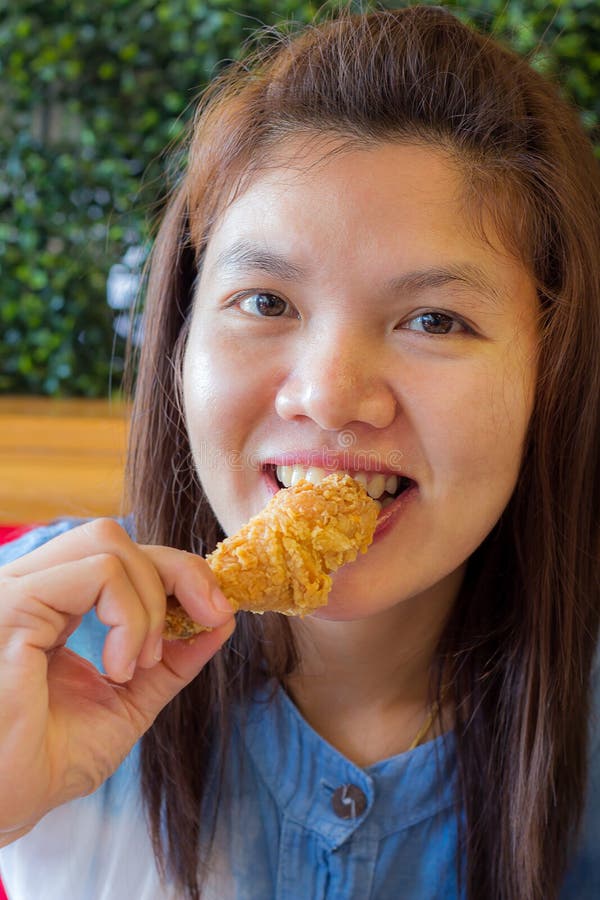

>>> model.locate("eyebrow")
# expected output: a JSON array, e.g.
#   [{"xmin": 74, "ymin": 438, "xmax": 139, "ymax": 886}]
[
  {"xmin": 211, "ymin": 240, "xmax": 308, "ymax": 281},
  {"xmin": 210, "ymin": 239, "xmax": 504, "ymax": 307},
  {"xmin": 384, "ymin": 263, "xmax": 504, "ymax": 308}
]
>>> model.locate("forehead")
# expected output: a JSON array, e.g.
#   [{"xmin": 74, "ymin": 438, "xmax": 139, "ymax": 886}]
[
  {"xmin": 201, "ymin": 137, "xmax": 516, "ymax": 276},
  {"xmin": 225, "ymin": 136, "xmax": 463, "ymax": 211}
]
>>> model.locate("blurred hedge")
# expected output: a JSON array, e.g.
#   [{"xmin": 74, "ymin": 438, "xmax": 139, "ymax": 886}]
[{"xmin": 1, "ymin": 0, "xmax": 598, "ymax": 397}]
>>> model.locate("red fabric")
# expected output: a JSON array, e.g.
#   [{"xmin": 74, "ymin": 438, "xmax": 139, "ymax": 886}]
[
  {"xmin": 0, "ymin": 524, "xmax": 35, "ymax": 545},
  {"xmin": 0, "ymin": 524, "xmax": 35, "ymax": 900}
]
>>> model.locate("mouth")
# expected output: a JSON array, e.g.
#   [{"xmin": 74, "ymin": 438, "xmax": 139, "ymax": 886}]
[{"xmin": 266, "ymin": 463, "xmax": 416, "ymax": 511}]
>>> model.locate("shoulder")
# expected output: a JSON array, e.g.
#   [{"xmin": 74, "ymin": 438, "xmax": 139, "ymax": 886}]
[
  {"xmin": 560, "ymin": 651, "xmax": 600, "ymax": 897},
  {"xmin": 590, "ymin": 652, "xmax": 600, "ymax": 755}
]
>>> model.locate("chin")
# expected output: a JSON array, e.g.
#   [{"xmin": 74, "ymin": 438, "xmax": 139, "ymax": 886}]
[{"xmin": 308, "ymin": 585, "xmax": 396, "ymax": 623}]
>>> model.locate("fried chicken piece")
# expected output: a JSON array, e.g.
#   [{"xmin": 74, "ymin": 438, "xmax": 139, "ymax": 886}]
[{"xmin": 163, "ymin": 473, "xmax": 378, "ymax": 640}]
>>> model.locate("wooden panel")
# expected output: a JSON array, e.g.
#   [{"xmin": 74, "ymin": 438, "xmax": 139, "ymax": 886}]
[{"xmin": 0, "ymin": 396, "xmax": 130, "ymax": 523}]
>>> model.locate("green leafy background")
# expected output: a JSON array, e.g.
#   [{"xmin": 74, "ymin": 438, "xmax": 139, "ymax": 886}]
[{"xmin": 1, "ymin": 0, "xmax": 598, "ymax": 396}]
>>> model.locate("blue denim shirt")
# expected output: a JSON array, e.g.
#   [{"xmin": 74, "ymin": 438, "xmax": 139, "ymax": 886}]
[{"xmin": 0, "ymin": 522, "xmax": 597, "ymax": 899}]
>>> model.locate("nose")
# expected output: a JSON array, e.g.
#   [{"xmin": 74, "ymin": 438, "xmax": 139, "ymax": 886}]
[{"xmin": 274, "ymin": 331, "xmax": 397, "ymax": 431}]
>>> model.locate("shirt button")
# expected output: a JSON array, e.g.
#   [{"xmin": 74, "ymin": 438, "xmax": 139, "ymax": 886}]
[{"xmin": 331, "ymin": 784, "xmax": 368, "ymax": 819}]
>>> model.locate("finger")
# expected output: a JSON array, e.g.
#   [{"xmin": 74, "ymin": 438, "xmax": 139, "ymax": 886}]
[
  {"xmin": 1, "ymin": 519, "xmax": 132, "ymax": 577},
  {"xmin": 1, "ymin": 520, "xmax": 234, "ymax": 674},
  {"xmin": 3, "ymin": 520, "xmax": 167, "ymax": 671},
  {"xmin": 122, "ymin": 617, "xmax": 236, "ymax": 730},
  {"xmin": 0, "ymin": 555, "xmax": 151, "ymax": 684},
  {"xmin": 141, "ymin": 545, "xmax": 235, "ymax": 629}
]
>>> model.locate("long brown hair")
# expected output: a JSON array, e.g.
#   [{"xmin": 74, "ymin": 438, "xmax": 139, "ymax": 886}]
[{"xmin": 126, "ymin": 7, "xmax": 600, "ymax": 899}]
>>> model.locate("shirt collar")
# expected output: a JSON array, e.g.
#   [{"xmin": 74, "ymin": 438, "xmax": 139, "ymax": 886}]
[{"xmin": 237, "ymin": 681, "xmax": 456, "ymax": 850}]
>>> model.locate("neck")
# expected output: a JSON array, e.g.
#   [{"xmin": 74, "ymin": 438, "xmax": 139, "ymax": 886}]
[{"xmin": 284, "ymin": 567, "xmax": 463, "ymax": 765}]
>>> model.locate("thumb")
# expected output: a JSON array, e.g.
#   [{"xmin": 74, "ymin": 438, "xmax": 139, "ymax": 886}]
[{"xmin": 120, "ymin": 618, "xmax": 235, "ymax": 728}]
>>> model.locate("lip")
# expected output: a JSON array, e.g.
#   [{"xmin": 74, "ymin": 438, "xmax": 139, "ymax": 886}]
[{"xmin": 372, "ymin": 481, "xmax": 419, "ymax": 538}]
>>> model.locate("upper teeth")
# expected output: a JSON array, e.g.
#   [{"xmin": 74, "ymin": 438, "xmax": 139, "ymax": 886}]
[{"xmin": 276, "ymin": 464, "xmax": 398, "ymax": 500}]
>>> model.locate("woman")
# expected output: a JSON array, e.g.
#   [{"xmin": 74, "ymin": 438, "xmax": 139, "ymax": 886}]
[{"xmin": 1, "ymin": 6, "xmax": 598, "ymax": 899}]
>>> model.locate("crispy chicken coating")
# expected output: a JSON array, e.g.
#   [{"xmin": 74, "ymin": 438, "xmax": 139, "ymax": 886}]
[{"xmin": 163, "ymin": 473, "xmax": 378, "ymax": 640}]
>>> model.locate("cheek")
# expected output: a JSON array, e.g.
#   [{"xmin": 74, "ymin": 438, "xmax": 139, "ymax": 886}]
[
  {"xmin": 416, "ymin": 353, "xmax": 536, "ymax": 493},
  {"xmin": 182, "ymin": 327, "xmax": 224, "ymax": 463},
  {"xmin": 182, "ymin": 325, "xmax": 285, "ymax": 533},
  {"xmin": 182, "ymin": 326, "xmax": 277, "ymax": 459}
]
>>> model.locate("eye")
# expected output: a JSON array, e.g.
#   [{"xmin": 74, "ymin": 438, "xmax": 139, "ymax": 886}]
[
  {"xmin": 400, "ymin": 311, "xmax": 471, "ymax": 336},
  {"xmin": 237, "ymin": 292, "xmax": 294, "ymax": 318}
]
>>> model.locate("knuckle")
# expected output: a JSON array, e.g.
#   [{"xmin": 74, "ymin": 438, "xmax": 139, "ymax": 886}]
[
  {"xmin": 83, "ymin": 517, "xmax": 127, "ymax": 547},
  {"xmin": 121, "ymin": 604, "xmax": 146, "ymax": 633},
  {"xmin": 185, "ymin": 551, "xmax": 211, "ymax": 581},
  {"xmin": 94, "ymin": 552, "xmax": 125, "ymax": 582}
]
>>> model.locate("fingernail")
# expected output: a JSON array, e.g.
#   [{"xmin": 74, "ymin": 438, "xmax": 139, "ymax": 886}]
[
  {"xmin": 211, "ymin": 586, "xmax": 233, "ymax": 614},
  {"xmin": 153, "ymin": 638, "xmax": 163, "ymax": 662}
]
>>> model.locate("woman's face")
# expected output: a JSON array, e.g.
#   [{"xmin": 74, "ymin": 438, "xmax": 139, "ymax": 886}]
[{"xmin": 183, "ymin": 139, "xmax": 539, "ymax": 621}]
